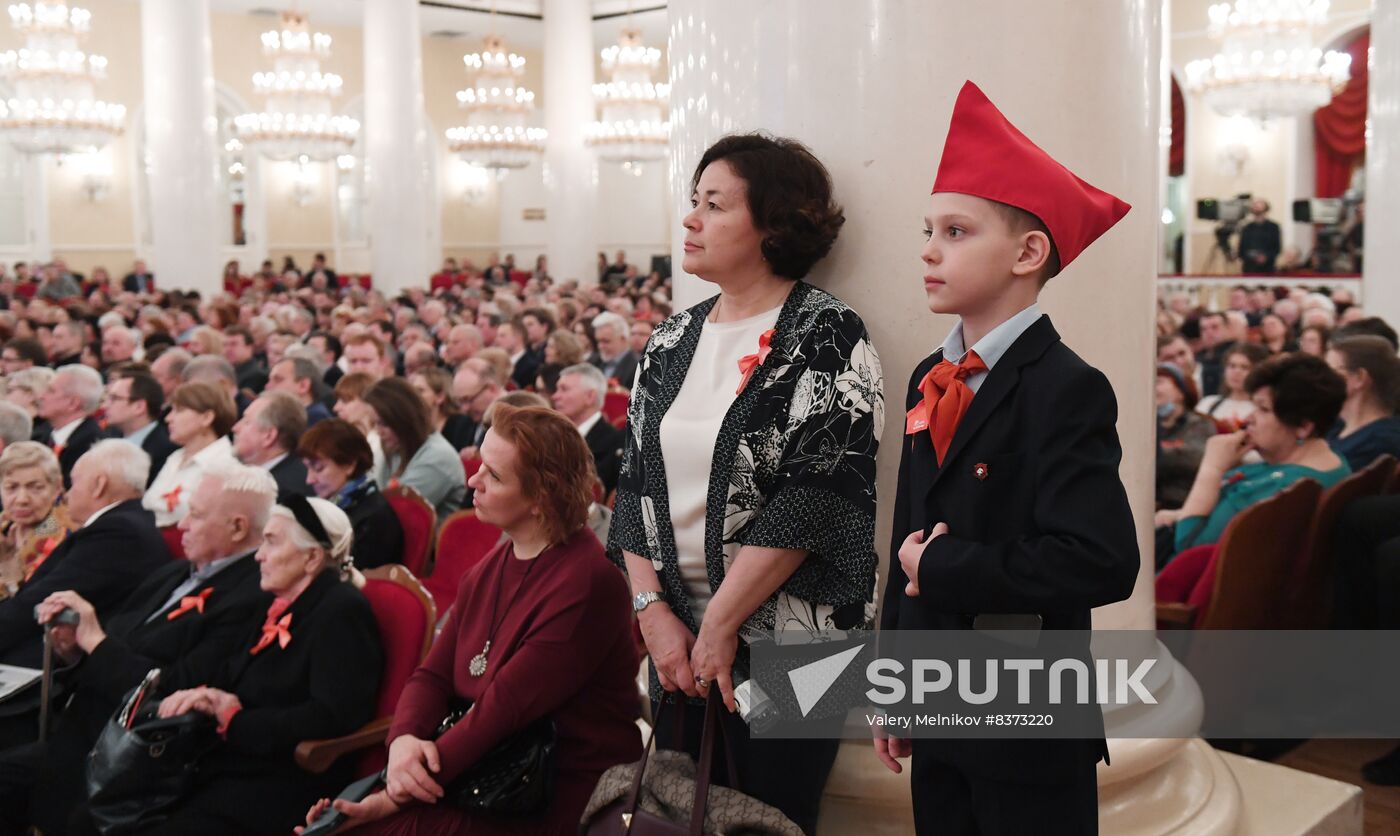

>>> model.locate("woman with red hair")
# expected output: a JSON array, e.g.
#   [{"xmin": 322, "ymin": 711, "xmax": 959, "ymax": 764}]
[{"xmin": 303, "ymin": 404, "xmax": 640, "ymax": 835}]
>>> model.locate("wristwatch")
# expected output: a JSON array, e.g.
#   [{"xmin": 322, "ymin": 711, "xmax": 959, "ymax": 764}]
[{"xmin": 632, "ymin": 591, "xmax": 666, "ymax": 613}]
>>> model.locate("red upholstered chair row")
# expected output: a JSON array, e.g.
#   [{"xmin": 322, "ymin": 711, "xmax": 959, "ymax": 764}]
[
  {"xmin": 427, "ymin": 510, "xmax": 503, "ymax": 616},
  {"xmin": 383, "ymin": 484, "xmax": 436, "ymax": 578},
  {"xmin": 159, "ymin": 525, "xmax": 186, "ymax": 561}
]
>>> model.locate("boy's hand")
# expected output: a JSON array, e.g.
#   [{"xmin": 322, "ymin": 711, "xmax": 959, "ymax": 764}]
[{"xmin": 899, "ymin": 523, "xmax": 949, "ymax": 596}]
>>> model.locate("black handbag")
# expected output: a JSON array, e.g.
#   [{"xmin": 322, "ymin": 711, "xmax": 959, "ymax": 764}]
[
  {"xmin": 85, "ymin": 670, "xmax": 219, "ymax": 835},
  {"xmin": 434, "ymin": 698, "xmax": 556, "ymax": 815}
]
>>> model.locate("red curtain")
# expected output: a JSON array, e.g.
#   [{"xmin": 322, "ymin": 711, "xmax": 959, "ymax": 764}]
[
  {"xmin": 1314, "ymin": 30, "xmax": 1369, "ymax": 197},
  {"xmin": 1169, "ymin": 76, "xmax": 1185, "ymax": 177}
]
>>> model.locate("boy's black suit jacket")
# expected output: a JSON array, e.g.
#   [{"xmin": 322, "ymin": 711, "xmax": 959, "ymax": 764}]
[{"xmin": 881, "ymin": 315, "xmax": 1139, "ymax": 783}]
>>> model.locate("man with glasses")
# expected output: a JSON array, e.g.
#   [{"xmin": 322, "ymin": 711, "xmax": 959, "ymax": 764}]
[
  {"xmin": 1, "ymin": 337, "xmax": 46, "ymax": 375},
  {"xmin": 450, "ymin": 358, "xmax": 505, "ymax": 452},
  {"xmin": 103, "ymin": 372, "xmax": 178, "ymax": 486}
]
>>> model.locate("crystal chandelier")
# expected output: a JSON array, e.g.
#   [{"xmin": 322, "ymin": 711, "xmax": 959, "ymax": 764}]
[
  {"xmin": 1184, "ymin": 0, "xmax": 1351, "ymax": 122},
  {"xmin": 586, "ymin": 26, "xmax": 669, "ymax": 172},
  {"xmin": 446, "ymin": 33, "xmax": 546, "ymax": 175},
  {"xmin": 235, "ymin": 11, "xmax": 358, "ymax": 162},
  {"xmin": 0, "ymin": 2, "xmax": 125, "ymax": 155}
]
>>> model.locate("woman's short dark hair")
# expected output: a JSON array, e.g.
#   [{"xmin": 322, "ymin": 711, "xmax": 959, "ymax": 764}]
[
  {"xmin": 690, "ymin": 133, "xmax": 844, "ymax": 280},
  {"xmin": 363, "ymin": 378, "xmax": 432, "ymax": 471},
  {"xmin": 1244, "ymin": 353, "xmax": 1346, "ymax": 437},
  {"xmin": 297, "ymin": 418, "xmax": 374, "ymax": 478},
  {"xmin": 170, "ymin": 381, "xmax": 238, "ymax": 438},
  {"xmin": 488, "ymin": 404, "xmax": 594, "ymax": 544}
]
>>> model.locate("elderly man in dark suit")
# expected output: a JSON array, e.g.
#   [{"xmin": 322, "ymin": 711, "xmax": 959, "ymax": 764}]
[
  {"xmin": 232, "ymin": 391, "xmax": 311, "ymax": 500},
  {"xmin": 121, "ymin": 259, "xmax": 154, "ymax": 293},
  {"xmin": 590, "ymin": 311, "xmax": 639, "ymax": 387},
  {"xmin": 35, "ymin": 364, "xmax": 106, "ymax": 488},
  {"xmin": 552, "ymin": 363, "xmax": 623, "ymax": 495},
  {"xmin": 0, "ymin": 463, "xmax": 277, "ymax": 835},
  {"xmin": 102, "ymin": 372, "xmax": 178, "ymax": 486},
  {"xmin": 0, "ymin": 441, "xmax": 171, "ymax": 673}
]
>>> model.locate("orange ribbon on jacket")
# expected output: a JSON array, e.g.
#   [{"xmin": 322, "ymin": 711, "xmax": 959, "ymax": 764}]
[
  {"xmin": 162, "ymin": 485, "xmax": 183, "ymax": 513},
  {"xmin": 52, "ymin": 444, "xmax": 64, "ymax": 459},
  {"xmin": 736, "ymin": 329, "xmax": 776, "ymax": 395},
  {"xmin": 166, "ymin": 588, "xmax": 213, "ymax": 621},
  {"xmin": 249, "ymin": 612, "xmax": 293, "ymax": 656},
  {"xmin": 905, "ymin": 350, "xmax": 988, "ymax": 466}
]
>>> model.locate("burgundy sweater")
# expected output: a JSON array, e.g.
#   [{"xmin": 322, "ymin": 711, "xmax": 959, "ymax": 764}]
[{"xmin": 388, "ymin": 527, "xmax": 642, "ymax": 783}]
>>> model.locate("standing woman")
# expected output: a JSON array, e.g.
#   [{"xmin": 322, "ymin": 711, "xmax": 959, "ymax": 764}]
[{"xmin": 608, "ymin": 133, "xmax": 884, "ymax": 833}]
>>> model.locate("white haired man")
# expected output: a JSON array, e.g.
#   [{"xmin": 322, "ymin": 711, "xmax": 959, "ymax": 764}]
[
  {"xmin": 37, "ymin": 364, "xmax": 106, "ymax": 487},
  {"xmin": 590, "ymin": 311, "xmax": 638, "ymax": 386},
  {"xmin": 553, "ymin": 363, "xmax": 623, "ymax": 494},
  {"xmin": 0, "ymin": 402, "xmax": 33, "ymax": 455},
  {"xmin": 0, "ymin": 440, "xmax": 171, "ymax": 672}
]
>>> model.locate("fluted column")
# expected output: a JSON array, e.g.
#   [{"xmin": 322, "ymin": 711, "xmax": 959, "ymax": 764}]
[
  {"xmin": 139, "ymin": 0, "xmax": 220, "ymax": 296},
  {"xmin": 542, "ymin": 0, "xmax": 598, "ymax": 284},
  {"xmin": 363, "ymin": 0, "xmax": 433, "ymax": 295},
  {"xmin": 1364, "ymin": 0, "xmax": 1400, "ymax": 322}
]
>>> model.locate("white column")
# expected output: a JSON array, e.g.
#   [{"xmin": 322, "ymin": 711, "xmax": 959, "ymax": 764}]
[
  {"xmin": 363, "ymin": 0, "xmax": 432, "ymax": 295},
  {"xmin": 1365, "ymin": 0, "xmax": 1400, "ymax": 320},
  {"xmin": 139, "ymin": 0, "xmax": 220, "ymax": 297},
  {"xmin": 542, "ymin": 0, "xmax": 598, "ymax": 284},
  {"xmin": 23, "ymin": 156, "xmax": 49, "ymax": 262}
]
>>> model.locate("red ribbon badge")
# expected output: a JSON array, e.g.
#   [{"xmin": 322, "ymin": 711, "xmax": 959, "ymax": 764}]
[
  {"xmin": 162, "ymin": 485, "xmax": 183, "ymax": 513},
  {"xmin": 166, "ymin": 588, "xmax": 213, "ymax": 621},
  {"xmin": 249, "ymin": 612, "xmax": 293, "ymax": 656},
  {"xmin": 736, "ymin": 329, "xmax": 776, "ymax": 395}
]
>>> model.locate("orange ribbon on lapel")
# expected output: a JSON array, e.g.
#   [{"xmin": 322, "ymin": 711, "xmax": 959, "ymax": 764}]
[
  {"xmin": 249, "ymin": 612, "xmax": 293, "ymax": 656},
  {"xmin": 166, "ymin": 588, "xmax": 213, "ymax": 621},
  {"xmin": 905, "ymin": 350, "xmax": 988, "ymax": 466},
  {"xmin": 162, "ymin": 485, "xmax": 183, "ymax": 513},
  {"xmin": 736, "ymin": 329, "xmax": 776, "ymax": 395}
]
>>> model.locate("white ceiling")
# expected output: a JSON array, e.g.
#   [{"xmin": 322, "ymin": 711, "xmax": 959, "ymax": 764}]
[{"xmin": 197, "ymin": 1, "xmax": 669, "ymax": 51}]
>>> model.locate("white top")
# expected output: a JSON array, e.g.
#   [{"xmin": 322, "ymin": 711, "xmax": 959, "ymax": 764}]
[
  {"xmin": 659, "ymin": 305, "xmax": 782, "ymax": 624},
  {"xmin": 141, "ymin": 435, "xmax": 237, "ymax": 527},
  {"xmin": 936, "ymin": 302, "xmax": 1042, "ymax": 395},
  {"xmin": 1196, "ymin": 395, "xmax": 1255, "ymax": 428}
]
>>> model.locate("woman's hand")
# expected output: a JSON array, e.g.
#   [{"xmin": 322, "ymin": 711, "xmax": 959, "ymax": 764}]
[
  {"xmin": 296, "ymin": 791, "xmax": 401, "ymax": 834},
  {"xmin": 36, "ymin": 590, "xmax": 106, "ymax": 654},
  {"xmin": 872, "ymin": 726, "xmax": 912, "ymax": 774},
  {"xmin": 638, "ymin": 605, "xmax": 699, "ymax": 697},
  {"xmin": 385, "ymin": 735, "xmax": 444, "ymax": 805},
  {"xmin": 691, "ymin": 623, "xmax": 740, "ymax": 711},
  {"xmin": 1201, "ymin": 431, "xmax": 1249, "ymax": 473},
  {"xmin": 159, "ymin": 688, "xmax": 214, "ymax": 718},
  {"xmin": 1154, "ymin": 509, "xmax": 1181, "ymax": 528}
]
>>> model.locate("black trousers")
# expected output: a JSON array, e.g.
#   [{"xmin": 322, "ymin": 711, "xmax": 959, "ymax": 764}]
[
  {"xmin": 0, "ymin": 715, "xmax": 96, "ymax": 836},
  {"xmin": 1332, "ymin": 495, "xmax": 1400, "ymax": 628},
  {"xmin": 652, "ymin": 698, "xmax": 840, "ymax": 836},
  {"xmin": 911, "ymin": 745, "xmax": 1098, "ymax": 836}
]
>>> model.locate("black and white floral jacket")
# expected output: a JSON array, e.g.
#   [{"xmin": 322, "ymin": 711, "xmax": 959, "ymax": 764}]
[{"xmin": 606, "ymin": 281, "xmax": 885, "ymax": 644}]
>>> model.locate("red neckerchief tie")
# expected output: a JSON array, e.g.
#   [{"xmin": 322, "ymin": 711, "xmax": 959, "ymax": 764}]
[
  {"xmin": 905, "ymin": 350, "xmax": 988, "ymax": 466},
  {"xmin": 162, "ymin": 485, "xmax": 183, "ymax": 513},
  {"xmin": 736, "ymin": 329, "xmax": 776, "ymax": 394},
  {"xmin": 52, "ymin": 443, "xmax": 65, "ymax": 458},
  {"xmin": 166, "ymin": 588, "xmax": 213, "ymax": 621},
  {"xmin": 249, "ymin": 600, "xmax": 293, "ymax": 656}
]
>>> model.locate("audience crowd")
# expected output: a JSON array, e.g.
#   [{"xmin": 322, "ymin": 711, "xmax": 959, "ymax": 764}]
[{"xmin": 0, "ymin": 247, "xmax": 1397, "ymax": 835}]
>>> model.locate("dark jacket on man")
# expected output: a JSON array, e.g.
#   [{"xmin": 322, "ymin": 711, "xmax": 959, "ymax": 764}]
[{"xmin": 585, "ymin": 417, "xmax": 624, "ymax": 496}]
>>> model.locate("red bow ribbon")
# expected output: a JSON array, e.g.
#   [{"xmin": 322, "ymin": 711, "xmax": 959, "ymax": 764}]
[
  {"xmin": 249, "ymin": 612, "xmax": 293, "ymax": 656},
  {"xmin": 166, "ymin": 588, "xmax": 213, "ymax": 621},
  {"xmin": 736, "ymin": 329, "xmax": 776, "ymax": 395},
  {"xmin": 52, "ymin": 444, "xmax": 65, "ymax": 458},
  {"xmin": 162, "ymin": 485, "xmax": 183, "ymax": 513},
  {"xmin": 905, "ymin": 350, "xmax": 988, "ymax": 466}
]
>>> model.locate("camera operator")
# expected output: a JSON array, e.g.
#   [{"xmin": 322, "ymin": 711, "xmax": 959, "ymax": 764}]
[
  {"xmin": 1344, "ymin": 200, "xmax": 1365, "ymax": 273},
  {"xmin": 1239, "ymin": 199, "xmax": 1282, "ymax": 274}
]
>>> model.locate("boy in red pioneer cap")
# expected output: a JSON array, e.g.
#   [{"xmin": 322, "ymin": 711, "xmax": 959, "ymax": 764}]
[{"xmin": 876, "ymin": 81, "xmax": 1140, "ymax": 834}]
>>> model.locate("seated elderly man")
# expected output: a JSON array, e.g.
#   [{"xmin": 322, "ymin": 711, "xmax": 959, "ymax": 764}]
[
  {"xmin": 590, "ymin": 311, "xmax": 638, "ymax": 387},
  {"xmin": 552, "ymin": 363, "xmax": 624, "ymax": 494},
  {"xmin": 265, "ymin": 355, "xmax": 332, "ymax": 426},
  {"xmin": 233, "ymin": 390, "xmax": 312, "ymax": 500},
  {"xmin": 36, "ymin": 365, "xmax": 106, "ymax": 488},
  {"xmin": 450, "ymin": 357, "xmax": 506, "ymax": 451},
  {"xmin": 99, "ymin": 326, "xmax": 139, "ymax": 370},
  {"xmin": 0, "ymin": 464, "xmax": 277, "ymax": 835},
  {"xmin": 0, "ymin": 440, "xmax": 171, "ymax": 672}
]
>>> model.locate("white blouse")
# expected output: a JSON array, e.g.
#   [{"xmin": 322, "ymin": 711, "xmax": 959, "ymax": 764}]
[
  {"xmin": 141, "ymin": 435, "xmax": 237, "ymax": 527},
  {"xmin": 659, "ymin": 306, "xmax": 782, "ymax": 624}
]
